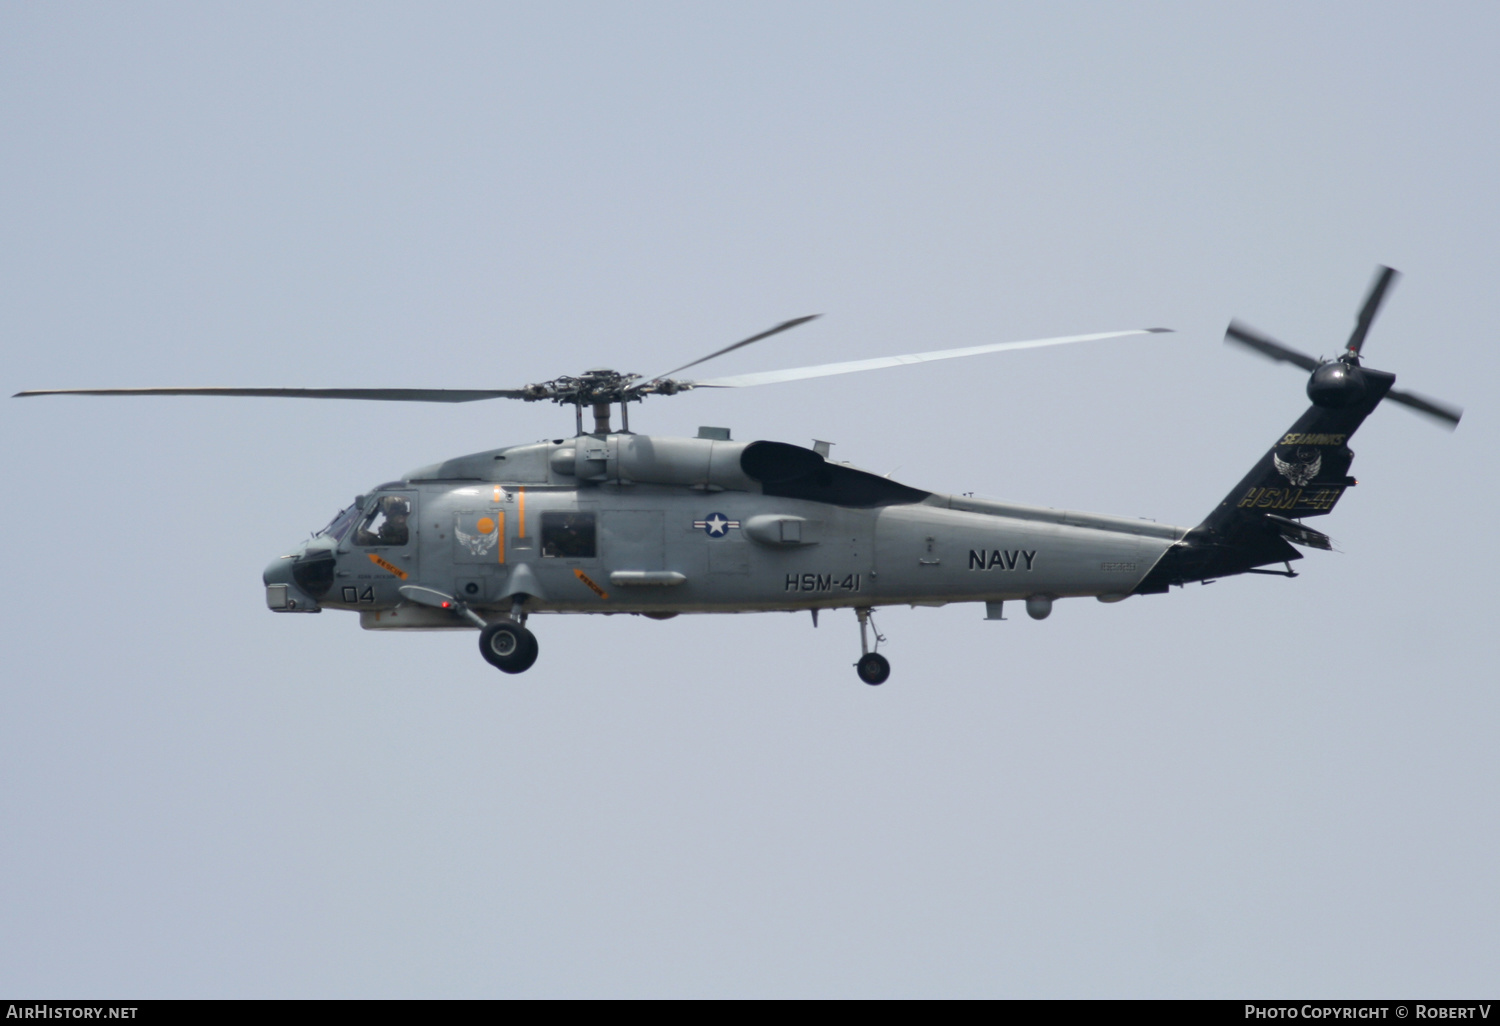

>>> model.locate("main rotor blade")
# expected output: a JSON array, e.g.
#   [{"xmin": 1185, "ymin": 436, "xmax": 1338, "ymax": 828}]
[
  {"xmin": 12, "ymin": 387, "xmax": 530, "ymax": 402},
  {"xmin": 1347, "ymin": 265, "xmax": 1399, "ymax": 355},
  {"xmin": 1386, "ymin": 386, "xmax": 1462, "ymax": 429},
  {"xmin": 1224, "ymin": 320, "xmax": 1321, "ymax": 371},
  {"xmin": 686, "ymin": 328, "xmax": 1171, "ymax": 389},
  {"xmin": 645, "ymin": 314, "xmax": 821, "ymax": 383}
]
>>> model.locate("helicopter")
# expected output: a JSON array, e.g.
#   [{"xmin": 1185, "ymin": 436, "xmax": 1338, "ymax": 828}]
[{"xmin": 15, "ymin": 267, "xmax": 1461, "ymax": 685}]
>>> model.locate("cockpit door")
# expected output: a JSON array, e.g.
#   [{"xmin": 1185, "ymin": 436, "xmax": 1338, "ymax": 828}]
[{"xmin": 346, "ymin": 490, "xmax": 419, "ymax": 599}]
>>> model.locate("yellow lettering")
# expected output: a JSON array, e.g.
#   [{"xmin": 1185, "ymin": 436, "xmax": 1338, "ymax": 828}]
[{"xmin": 1282, "ymin": 433, "xmax": 1347, "ymax": 446}]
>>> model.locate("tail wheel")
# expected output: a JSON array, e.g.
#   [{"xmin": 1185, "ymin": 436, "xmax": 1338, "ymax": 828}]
[
  {"xmin": 480, "ymin": 620, "xmax": 539, "ymax": 674},
  {"xmin": 855, "ymin": 652, "xmax": 890, "ymax": 686}
]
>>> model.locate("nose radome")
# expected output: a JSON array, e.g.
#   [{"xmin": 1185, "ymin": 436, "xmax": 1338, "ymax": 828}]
[
  {"xmin": 290, "ymin": 546, "xmax": 337, "ymax": 599},
  {"xmin": 264, "ymin": 547, "xmax": 328, "ymax": 613},
  {"xmin": 264, "ymin": 553, "xmax": 317, "ymax": 612},
  {"xmin": 264, "ymin": 554, "xmax": 297, "ymax": 587}
]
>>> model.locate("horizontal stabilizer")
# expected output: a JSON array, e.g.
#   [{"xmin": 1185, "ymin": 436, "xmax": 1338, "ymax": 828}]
[{"xmin": 1263, "ymin": 514, "xmax": 1333, "ymax": 551}]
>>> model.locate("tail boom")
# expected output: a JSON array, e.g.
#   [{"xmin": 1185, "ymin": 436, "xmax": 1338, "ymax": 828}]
[{"xmin": 1134, "ymin": 367, "xmax": 1394, "ymax": 592}]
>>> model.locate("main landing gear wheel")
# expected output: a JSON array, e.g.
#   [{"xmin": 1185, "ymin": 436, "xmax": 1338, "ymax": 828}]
[
  {"xmin": 853, "ymin": 607, "xmax": 890, "ymax": 685},
  {"xmin": 479, "ymin": 620, "xmax": 539, "ymax": 674},
  {"xmin": 856, "ymin": 652, "xmax": 890, "ymax": 686}
]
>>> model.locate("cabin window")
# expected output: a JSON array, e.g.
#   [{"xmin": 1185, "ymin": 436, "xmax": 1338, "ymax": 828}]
[
  {"xmin": 541, "ymin": 511, "xmax": 595, "ymax": 558},
  {"xmin": 354, "ymin": 495, "xmax": 412, "ymax": 547}
]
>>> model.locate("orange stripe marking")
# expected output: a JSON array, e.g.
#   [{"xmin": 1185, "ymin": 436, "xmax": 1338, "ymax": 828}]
[
  {"xmin": 367, "ymin": 552, "xmax": 408, "ymax": 580},
  {"xmin": 573, "ymin": 568, "xmax": 608, "ymax": 600}
]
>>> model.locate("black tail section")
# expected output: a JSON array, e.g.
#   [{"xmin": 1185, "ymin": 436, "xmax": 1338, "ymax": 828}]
[{"xmin": 1134, "ymin": 367, "xmax": 1394, "ymax": 593}]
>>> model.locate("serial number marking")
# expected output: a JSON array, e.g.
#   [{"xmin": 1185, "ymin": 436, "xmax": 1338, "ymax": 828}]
[
  {"xmin": 785, "ymin": 573, "xmax": 862, "ymax": 592},
  {"xmin": 1100, "ymin": 562, "xmax": 1137, "ymax": 572},
  {"xmin": 1236, "ymin": 486, "xmax": 1344, "ymax": 511},
  {"xmin": 968, "ymin": 549, "xmax": 1037, "ymax": 571}
]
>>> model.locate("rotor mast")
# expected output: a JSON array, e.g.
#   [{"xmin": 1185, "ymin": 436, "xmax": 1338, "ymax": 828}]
[
  {"xmin": 530, "ymin": 368, "xmax": 642, "ymax": 435},
  {"xmin": 585, "ymin": 398, "xmax": 632, "ymax": 434}
]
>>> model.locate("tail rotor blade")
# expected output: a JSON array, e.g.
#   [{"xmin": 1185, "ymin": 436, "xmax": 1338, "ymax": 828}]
[
  {"xmin": 1225, "ymin": 321, "xmax": 1321, "ymax": 371},
  {"xmin": 1386, "ymin": 387, "xmax": 1462, "ymax": 429},
  {"xmin": 1347, "ymin": 265, "xmax": 1399, "ymax": 355}
]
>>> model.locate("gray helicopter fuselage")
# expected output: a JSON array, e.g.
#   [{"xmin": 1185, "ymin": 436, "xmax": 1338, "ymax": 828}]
[
  {"xmin": 27, "ymin": 283, "xmax": 1451, "ymax": 683},
  {"xmin": 265, "ymin": 432, "xmax": 1187, "ymax": 627}
]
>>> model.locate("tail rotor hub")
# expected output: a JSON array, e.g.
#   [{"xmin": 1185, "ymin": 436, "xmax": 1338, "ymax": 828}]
[
  {"xmin": 1224, "ymin": 265, "xmax": 1462, "ymax": 430},
  {"xmin": 1307, "ymin": 359, "xmax": 1367, "ymax": 408}
]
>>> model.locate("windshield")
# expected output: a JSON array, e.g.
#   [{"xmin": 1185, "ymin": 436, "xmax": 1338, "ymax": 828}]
[{"xmin": 317, "ymin": 505, "xmax": 360, "ymax": 542}]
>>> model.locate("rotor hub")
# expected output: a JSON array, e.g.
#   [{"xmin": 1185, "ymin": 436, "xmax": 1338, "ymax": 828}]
[{"xmin": 523, "ymin": 369, "xmax": 645, "ymax": 407}]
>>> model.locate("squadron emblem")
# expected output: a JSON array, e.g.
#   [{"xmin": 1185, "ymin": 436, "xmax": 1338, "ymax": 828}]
[
  {"xmin": 1273, "ymin": 447, "xmax": 1322, "ymax": 487},
  {"xmin": 455, "ymin": 513, "xmax": 501, "ymax": 556}
]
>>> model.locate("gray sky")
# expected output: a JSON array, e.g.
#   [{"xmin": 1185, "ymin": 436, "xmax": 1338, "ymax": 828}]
[{"xmin": 2, "ymin": 1, "xmax": 1495, "ymax": 997}]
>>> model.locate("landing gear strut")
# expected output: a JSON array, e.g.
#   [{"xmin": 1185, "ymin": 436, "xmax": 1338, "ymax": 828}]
[
  {"xmin": 479, "ymin": 595, "xmax": 539, "ymax": 674},
  {"xmin": 854, "ymin": 607, "xmax": 890, "ymax": 685}
]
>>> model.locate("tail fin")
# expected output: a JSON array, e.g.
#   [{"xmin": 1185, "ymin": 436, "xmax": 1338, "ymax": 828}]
[{"xmin": 1135, "ymin": 367, "xmax": 1394, "ymax": 592}]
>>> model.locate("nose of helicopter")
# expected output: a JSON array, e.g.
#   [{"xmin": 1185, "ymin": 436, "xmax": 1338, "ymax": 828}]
[
  {"xmin": 263, "ymin": 552, "xmax": 298, "ymax": 588},
  {"xmin": 263, "ymin": 544, "xmax": 329, "ymax": 612}
]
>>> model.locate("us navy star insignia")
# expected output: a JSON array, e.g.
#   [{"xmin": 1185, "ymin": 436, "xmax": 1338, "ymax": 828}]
[{"xmin": 693, "ymin": 512, "xmax": 741, "ymax": 537}]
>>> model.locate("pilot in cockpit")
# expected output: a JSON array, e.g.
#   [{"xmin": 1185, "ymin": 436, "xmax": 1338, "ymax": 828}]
[{"xmin": 354, "ymin": 495, "xmax": 411, "ymax": 547}]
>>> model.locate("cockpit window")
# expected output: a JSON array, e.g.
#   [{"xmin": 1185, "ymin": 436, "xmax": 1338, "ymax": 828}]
[
  {"xmin": 541, "ymin": 511, "xmax": 595, "ymax": 558},
  {"xmin": 354, "ymin": 495, "xmax": 412, "ymax": 547},
  {"xmin": 317, "ymin": 505, "xmax": 360, "ymax": 542}
]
